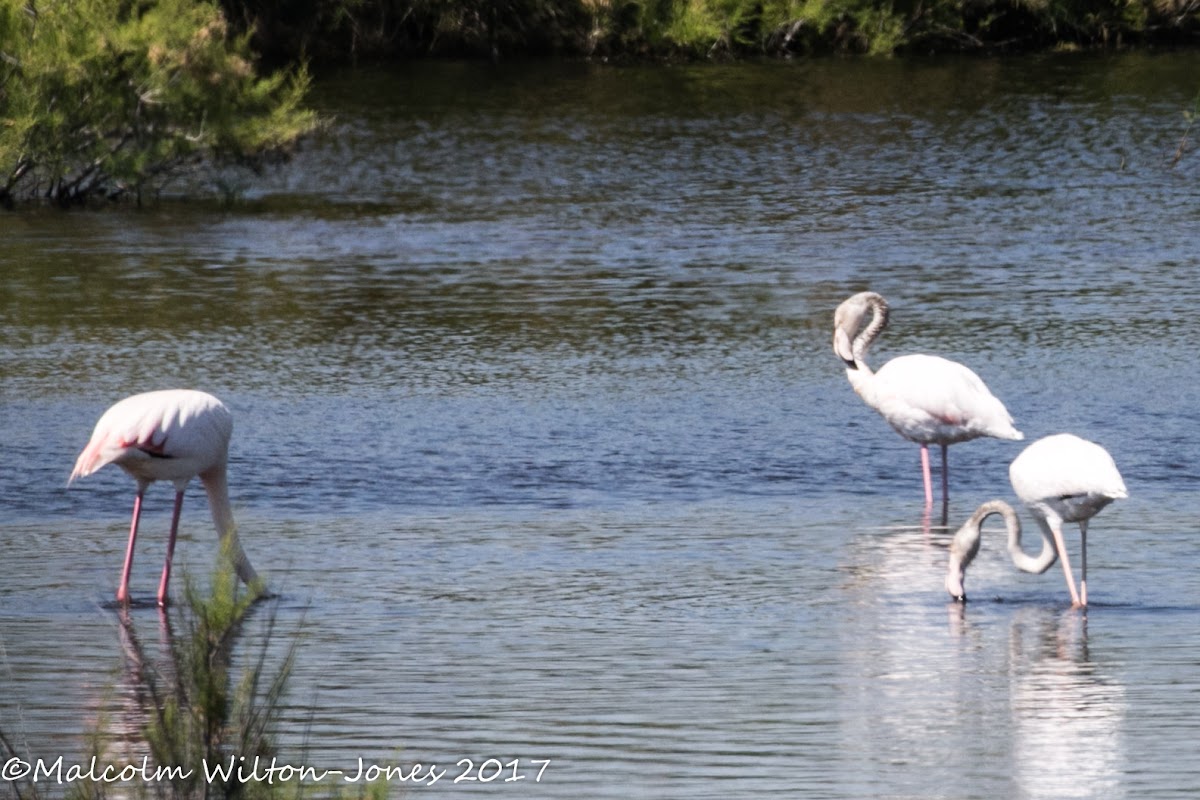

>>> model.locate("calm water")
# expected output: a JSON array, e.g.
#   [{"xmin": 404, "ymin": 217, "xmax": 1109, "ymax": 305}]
[{"xmin": 3, "ymin": 53, "xmax": 1200, "ymax": 798}]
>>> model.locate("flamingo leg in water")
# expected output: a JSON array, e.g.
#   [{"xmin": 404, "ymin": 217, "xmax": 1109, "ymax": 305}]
[
  {"xmin": 1048, "ymin": 519, "xmax": 1083, "ymax": 607},
  {"xmin": 1079, "ymin": 522, "xmax": 1089, "ymax": 608},
  {"xmin": 940, "ymin": 444, "xmax": 950, "ymax": 507},
  {"xmin": 920, "ymin": 445, "xmax": 934, "ymax": 509},
  {"xmin": 156, "ymin": 490, "xmax": 186, "ymax": 607},
  {"xmin": 117, "ymin": 490, "xmax": 146, "ymax": 605}
]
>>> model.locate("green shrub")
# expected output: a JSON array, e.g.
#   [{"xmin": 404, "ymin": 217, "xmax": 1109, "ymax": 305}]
[{"xmin": 0, "ymin": 0, "xmax": 317, "ymax": 206}]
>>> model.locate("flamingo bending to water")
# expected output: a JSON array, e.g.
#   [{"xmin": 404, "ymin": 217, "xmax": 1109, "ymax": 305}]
[
  {"xmin": 69, "ymin": 389, "xmax": 260, "ymax": 606},
  {"xmin": 946, "ymin": 433, "xmax": 1127, "ymax": 607},
  {"xmin": 833, "ymin": 291, "xmax": 1023, "ymax": 509}
]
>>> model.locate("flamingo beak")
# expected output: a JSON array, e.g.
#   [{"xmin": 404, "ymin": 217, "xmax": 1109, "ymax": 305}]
[
  {"xmin": 946, "ymin": 559, "xmax": 967, "ymax": 603},
  {"xmin": 833, "ymin": 327, "xmax": 857, "ymax": 368}
]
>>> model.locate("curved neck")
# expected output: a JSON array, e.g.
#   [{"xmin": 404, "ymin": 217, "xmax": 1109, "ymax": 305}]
[
  {"xmin": 946, "ymin": 499, "xmax": 1057, "ymax": 599},
  {"xmin": 201, "ymin": 462, "xmax": 234, "ymax": 537},
  {"xmin": 200, "ymin": 462, "xmax": 260, "ymax": 590},
  {"xmin": 852, "ymin": 292, "xmax": 888, "ymax": 371},
  {"xmin": 1015, "ymin": 514, "xmax": 1060, "ymax": 575},
  {"xmin": 977, "ymin": 499, "xmax": 1059, "ymax": 574}
]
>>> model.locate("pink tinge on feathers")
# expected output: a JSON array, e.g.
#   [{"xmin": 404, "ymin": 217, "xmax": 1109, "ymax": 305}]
[{"xmin": 68, "ymin": 398, "xmax": 180, "ymax": 483}]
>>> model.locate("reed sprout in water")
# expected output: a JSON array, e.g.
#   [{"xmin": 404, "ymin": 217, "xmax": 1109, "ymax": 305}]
[{"xmin": 1, "ymin": 540, "xmax": 382, "ymax": 799}]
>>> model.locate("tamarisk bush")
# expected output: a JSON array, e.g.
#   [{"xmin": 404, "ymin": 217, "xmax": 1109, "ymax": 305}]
[{"xmin": 0, "ymin": 0, "xmax": 317, "ymax": 206}]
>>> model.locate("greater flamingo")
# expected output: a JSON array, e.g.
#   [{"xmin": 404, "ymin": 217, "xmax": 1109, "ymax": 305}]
[
  {"xmin": 833, "ymin": 291, "xmax": 1023, "ymax": 510},
  {"xmin": 946, "ymin": 433, "xmax": 1127, "ymax": 607},
  {"xmin": 69, "ymin": 389, "xmax": 260, "ymax": 606}
]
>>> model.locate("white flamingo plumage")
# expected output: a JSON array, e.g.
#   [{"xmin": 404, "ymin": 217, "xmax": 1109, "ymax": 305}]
[
  {"xmin": 946, "ymin": 433, "xmax": 1127, "ymax": 607},
  {"xmin": 69, "ymin": 389, "xmax": 260, "ymax": 606},
  {"xmin": 833, "ymin": 291, "xmax": 1023, "ymax": 509}
]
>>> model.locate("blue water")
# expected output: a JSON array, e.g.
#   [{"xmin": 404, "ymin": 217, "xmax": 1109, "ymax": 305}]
[{"xmin": 2, "ymin": 53, "xmax": 1200, "ymax": 798}]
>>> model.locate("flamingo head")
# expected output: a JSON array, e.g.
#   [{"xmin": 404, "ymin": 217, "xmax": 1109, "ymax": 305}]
[
  {"xmin": 833, "ymin": 291, "xmax": 885, "ymax": 368},
  {"xmin": 945, "ymin": 558, "xmax": 968, "ymax": 603},
  {"xmin": 945, "ymin": 505, "xmax": 991, "ymax": 603},
  {"xmin": 832, "ymin": 296, "xmax": 868, "ymax": 367}
]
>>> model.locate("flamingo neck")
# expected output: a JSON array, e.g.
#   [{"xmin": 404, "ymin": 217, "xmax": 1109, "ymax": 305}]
[
  {"xmin": 844, "ymin": 362, "xmax": 880, "ymax": 409},
  {"xmin": 200, "ymin": 462, "xmax": 260, "ymax": 589},
  {"xmin": 842, "ymin": 297, "xmax": 885, "ymax": 406},
  {"xmin": 947, "ymin": 499, "xmax": 1057, "ymax": 599},
  {"xmin": 852, "ymin": 293, "xmax": 889, "ymax": 369},
  {"xmin": 1017, "ymin": 513, "xmax": 1061, "ymax": 575},
  {"xmin": 948, "ymin": 500, "xmax": 1008, "ymax": 571},
  {"xmin": 199, "ymin": 464, "xmax": 233, "ymax": 534}
]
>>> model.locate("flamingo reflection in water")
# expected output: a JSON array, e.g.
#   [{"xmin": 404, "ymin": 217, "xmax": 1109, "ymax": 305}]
[{"xmin": 950, "ymin": 607, "xmax": 1125, "ymax": 799}]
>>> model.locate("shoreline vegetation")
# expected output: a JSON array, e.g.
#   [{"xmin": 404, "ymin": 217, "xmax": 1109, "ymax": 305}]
[
  {"xmin": 226, "ymin": 0, "xmax": 1200, "ymax": 64},
  {"xmin": 2, "ymin": 0, "xmax": 1197, "ymax": 207}
]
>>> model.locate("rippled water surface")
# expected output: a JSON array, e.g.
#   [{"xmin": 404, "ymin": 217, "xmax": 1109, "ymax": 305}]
[{"xmin": 3, "ymin": 53, "xmax": 1200, "ymax": 797}]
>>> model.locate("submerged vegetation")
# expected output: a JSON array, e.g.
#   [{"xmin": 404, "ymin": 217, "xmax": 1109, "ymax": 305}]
[
  {"xmin": 135, "ymin": 557, "xmax": 291, "ymax": 800},
  {"xmin": 0, "ymin": 546, "xmax": 325, "ymax": 800},
  {"xmin": 1171, "ymin": 87, "xmax": 1200, "ymax": 166}
]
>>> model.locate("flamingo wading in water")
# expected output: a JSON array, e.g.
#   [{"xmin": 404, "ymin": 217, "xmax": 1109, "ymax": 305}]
[
  {"xmin": 946, "ymin": 433, "xmax": 1127, "ymax": 607},
  {"xmin": 69, "ymin": 389, "xmax": 261, "ymax": 606},
  {"xmin": 833, "ymin": 291, "xmax": 1023, "ymax": 510}
]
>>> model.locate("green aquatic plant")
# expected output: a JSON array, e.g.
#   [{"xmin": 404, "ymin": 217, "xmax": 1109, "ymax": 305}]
[
  {"xmin": 0, "ymin": 540, "xmax": 310, "ymax": 800},
  {"xmin": 136, "ymin": 544, "xmax": 291, "ymax": 800},
  {"xmin": 1170, "ymin": 87, "xmax": 1200, "ymax": 168}
]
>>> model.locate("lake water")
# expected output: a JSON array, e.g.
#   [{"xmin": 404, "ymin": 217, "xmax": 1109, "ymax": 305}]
[{"xmin": 2, "ymin": 52, "xmax": 1200, "ymax": 798}]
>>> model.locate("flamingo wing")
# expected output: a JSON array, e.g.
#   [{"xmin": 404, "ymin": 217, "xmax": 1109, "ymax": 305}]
[
  {"xmin": 69, "ymin": 390, "xmax": 231, "ymax": 484},
  {"xmin": 872, "ymin": 354, "xmax": 1022, "ymax": 444},
  {"xmin": 1009, "ymin": 434, "xmax": 1128, "ymax": 507}
]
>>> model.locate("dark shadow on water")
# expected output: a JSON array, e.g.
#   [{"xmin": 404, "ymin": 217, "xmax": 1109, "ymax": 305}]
[
  {"xmin": 98, "ymin": 587, "xmax": 282, "ymax": 612},
  {"xmin": 98, "ymin": 596, "xmax": 165, "ymax": 611},
  {"xmin": 949, "ymin": 594, "xmax": 1200, "ymax": 614}
]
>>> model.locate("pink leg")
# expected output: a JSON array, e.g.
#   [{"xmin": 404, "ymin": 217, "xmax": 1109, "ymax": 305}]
[
  {"xmin": 1079, "ymin": 523, "xmax": 1089, "ymax": 607},
  {"xmin": 940, "ymin": 444, "xmax": 949, "ymax": 506},
  {"xmin": 920, "ymin": 445, "xmax": 933, "ymax": 508},
  {"xmin": 118, "ymin": 491, "xmax": 146, "ymax": 604},
  {"xmin": 156, "ymin": 490, "xmax": 186, "ymax": 607},
  {"xmin": 1049, "ymin": 519, "xmax": 1082, "ymax": 607}
]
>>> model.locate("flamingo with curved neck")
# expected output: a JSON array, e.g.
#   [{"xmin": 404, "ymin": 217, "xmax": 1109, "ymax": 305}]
[
  {"xmin": 69, "ymin": 389, "xmax": 261, "ymax": 607},
  {"xmin": 833, "ymin": 291, "xmax": 1023, "ymax": 510},
  {"xmin": 947, "ymin": 433, "xmax": 1127, "ymax": 607},
  {"xmin": 945, "ymin": 499, "xmax": 1058, "ymax": 601}
]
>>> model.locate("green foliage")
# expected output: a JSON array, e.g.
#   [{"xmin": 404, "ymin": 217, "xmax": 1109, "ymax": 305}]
[
  {"xmin": 589, "ymin": 0, "xmax": 910, "ymax": 55},
  {"xmin": 213, "ymin": 0, "xmax": 1200, "ymax": 60},
  {"xmin": 219, "ymin": 0, "xmax": 366, "ymax": 62},
  {"xmin": 0, "ymin": 542, "xmax": 304, "ymax": 800},
  {"xmin": 0, "ymin": 542, "xmax": 408, "ymax": 800},
  {"xmin": 0, "ymin": 0, "xmax": 317, "ymax": 206},
  {"xmin": 140, "ymin": 556, "xmax": 265, "ymax": 800},
  {"xmin": 225, "ymin": 0, "xmax": 598, "ymax": 60},
  {"xmin": 138, "ymin": 542, "xmax": 292, "ymax": 800},
  {"xmin": 663, "ymin": 1, "xmax": 726, "ymax": 51},
  {"xmin": 1170, "ymin": 87, "xmax": 1200, "ymax": 168},
  {"xmin": 0, "ymin": 0, "xmax": 1192, "ymax": 184}
]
